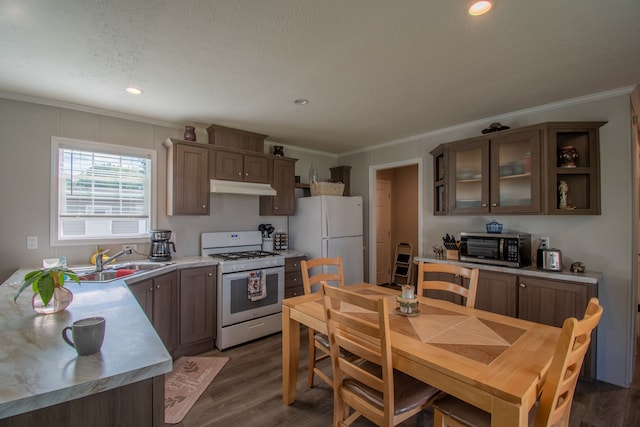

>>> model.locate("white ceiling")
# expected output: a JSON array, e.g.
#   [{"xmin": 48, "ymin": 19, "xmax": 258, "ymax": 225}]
[{"xmin": 1, "ymin": 0, "xmax": 639, "ymax": 154}]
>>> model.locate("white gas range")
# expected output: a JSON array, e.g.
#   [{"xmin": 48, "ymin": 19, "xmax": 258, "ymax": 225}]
[{"xmin": 201, "ymin": 231, "xmax": 285, "ymax": 350}]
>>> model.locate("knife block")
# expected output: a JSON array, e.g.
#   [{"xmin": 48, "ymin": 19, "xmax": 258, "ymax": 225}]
[{"xmin": 445, "ymin": 249, "xmax": 459, "ymax": 260}]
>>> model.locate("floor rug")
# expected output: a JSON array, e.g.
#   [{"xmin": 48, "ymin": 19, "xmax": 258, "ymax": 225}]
[{"xmin": 165, "ymin": 356, "xmax": 229, "ymax": 424}]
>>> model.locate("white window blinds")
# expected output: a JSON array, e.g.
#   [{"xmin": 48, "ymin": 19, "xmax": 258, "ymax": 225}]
[{"xmin": 52, "ymin": 137, "xmax": 155, "ymax": 243}]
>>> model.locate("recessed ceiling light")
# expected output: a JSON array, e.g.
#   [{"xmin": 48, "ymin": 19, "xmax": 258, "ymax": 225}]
[
  {"xmin": 468, "ymin": 1, "xmax": 493, "ymax": 16},
  {"xmin": 126, "ymin": 87, "xmax": 143, "ymax": 95},
  {"xmin": 294, "ymin": 98, "xmax": 309, "ymax": 105}
]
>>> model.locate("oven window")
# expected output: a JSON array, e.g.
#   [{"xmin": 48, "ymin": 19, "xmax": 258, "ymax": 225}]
[{"xmin": 229, "ymin": 272, "xmax": 279, "ymax": 313}]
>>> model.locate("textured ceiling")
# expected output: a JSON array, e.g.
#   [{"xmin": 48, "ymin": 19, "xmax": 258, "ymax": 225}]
[{"xmin": 1, "ymin": 0, "xmax": 639, "ymax": 154}]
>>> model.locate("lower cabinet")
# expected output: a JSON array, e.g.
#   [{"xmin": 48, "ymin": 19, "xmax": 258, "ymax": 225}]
[
  {"xmin": 517, "ymin": 275, "xmax": 597, "ymax": 379},
  {"xmin": 130, "ymin": 271, "xmax": 178, "ymax": 355},
  {"xmin": 284, "ymin": 256, "xmax": 305, "ymax": 298},
  {"xmin": 475, "ymin": 270, "xmax": 517, "ymax": 317},
  {"xmin": 129, "ymin": 266, "xmax": 217, "ymax": 359},
  {"xmin": 175, "ymin": 266, "xmax": 217, "ymax": 358},
  {"xmin": 2, "ymin": 376, "xmax": 165, "ymax": 427}
]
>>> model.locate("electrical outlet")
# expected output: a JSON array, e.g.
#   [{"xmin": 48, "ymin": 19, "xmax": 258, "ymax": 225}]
[
  {"xmin": 539, "ymin": 236, "xmax": 550, "ymax": 249},
  {"xmin": 172, "ymin": 233, "xmax": 177, "ymax": 246},
  {"xmin": 27, "ymin": 236, "xmax": 38, "ymax": 250}
]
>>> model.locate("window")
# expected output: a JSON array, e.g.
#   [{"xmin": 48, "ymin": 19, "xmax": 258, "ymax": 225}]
[{"xmin": 51, "ymin": 137, "xmax": 156, "ymax": 244}]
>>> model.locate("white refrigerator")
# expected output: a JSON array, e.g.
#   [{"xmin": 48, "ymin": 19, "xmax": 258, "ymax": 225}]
[{"xmin": 289, "ymin": 195, "xmax": 364, "ymax": 285}]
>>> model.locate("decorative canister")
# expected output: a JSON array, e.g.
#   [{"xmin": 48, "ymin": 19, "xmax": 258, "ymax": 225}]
[
  {"xmin": 183, "ymin": 126, "xmax": 196, "ymax": 141},
  {"xmin": 558, "ymin": 145, "xmax": 578, "ymax": 168},
  {"xmin": 273, "ymin": 145, "xmax": 284, "ymax": 156}
]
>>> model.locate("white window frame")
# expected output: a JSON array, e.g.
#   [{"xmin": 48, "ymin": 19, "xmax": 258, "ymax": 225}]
[{"xmin": 50, "ymin": 136, "xmax": 157, "ymax": 246}]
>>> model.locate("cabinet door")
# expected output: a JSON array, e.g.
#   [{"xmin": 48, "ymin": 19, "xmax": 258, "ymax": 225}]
[
  {"xmin": 475, "ymin": 270, "xmax": 517, "ymax": 316},
  {"xmin": 260, "ymin": 158, "xmax": 296, "ymax": 215},
  {"xmin": 430, "ymin": 145, "xmax": 447, "ymax": 215},
  {"xmin": 518, "ymin": 275, "xmax": 597, "ymax": 379},
  {"xmin": 179, "ymin": 266, "xmax": 216, "ymax": 345},
  {"xmin": 243, "ymin": 154, "xmax": 270, "ymax": 183},
  {"xmin": 213, "ymin": 149, "xmax": 244, "ymax": 181},
  {"xmin": 517, "ymin": 276, "xmax": 591, "ymax": 327},
  {"xmin": 448, "ymin": 138, "xmax": 490, "ymax": 214},
  {"xmin": 129, "ymin": 279, "xmax": 154, "ymax": 320},
  {"xmin": 152, "ymin": 272, "xmax": 178, "ymax": 354},
  {"xmin": 490, "ymin": 128, "xmax": 541, "ymax": 214},
  {"xmin": 169, "ymin": 142, "xmax": 209, "ymax": 215}
]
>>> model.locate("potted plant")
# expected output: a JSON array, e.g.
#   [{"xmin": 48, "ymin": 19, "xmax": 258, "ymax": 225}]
[{"xmin": 14, "ymin": 266, "xmax": 81, "ymax": 314}]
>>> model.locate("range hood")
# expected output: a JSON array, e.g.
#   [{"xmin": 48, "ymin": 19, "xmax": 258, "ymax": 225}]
[{"xmin": 209, "ymin": 179, "xmax": 277, "ymax": 196}]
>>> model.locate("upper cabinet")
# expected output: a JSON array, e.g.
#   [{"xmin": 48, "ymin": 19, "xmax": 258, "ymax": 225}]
[
  {"xmin": 210, "ymin": 147, "xmax": 270, "ymax": 183},
  {"xmin": 164, "ymin": 138, "xmax": 210, "ymax": 216},
  {"xmin": 207, "ymin": 124, "xmax": 266, "ymax": 152},
  {"xmin": 544, "ymin": 122, "xmax": 605, "ymax": 215},
  {"xmin": 260, "ymin": 157, "xmax": 296, "ymax": 215},
  {"xmin": 433, "ymin": 121, "xmax": 605, "ymax": 215}
]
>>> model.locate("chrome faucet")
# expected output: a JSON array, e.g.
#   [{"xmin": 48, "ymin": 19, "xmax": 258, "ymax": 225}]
[{"xmin": 95, "ymin": 247, "xmax": 133, "ymax": 272}]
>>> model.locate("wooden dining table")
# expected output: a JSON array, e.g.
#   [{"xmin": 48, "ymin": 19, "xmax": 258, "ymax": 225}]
[{"xmin": 282, "ymin": 283, "xmax": 561, "ymax": 427}]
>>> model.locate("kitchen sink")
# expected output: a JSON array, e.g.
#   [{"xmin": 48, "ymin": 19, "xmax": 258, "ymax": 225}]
[
  {"xmin": 77, "ymin": 270, "xmax": 123, "ymax": 282},
  {"xmin": 72, "ymin": 262, "xmax": 171, "ymax": 283}
]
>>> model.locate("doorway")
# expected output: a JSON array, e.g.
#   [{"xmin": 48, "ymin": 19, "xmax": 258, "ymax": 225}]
[{"xmin": 368, "ymin": 159, "xmax": 422, "ymax": 286}]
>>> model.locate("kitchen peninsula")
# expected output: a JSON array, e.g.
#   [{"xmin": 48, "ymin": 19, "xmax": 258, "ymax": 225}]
[{"xmin": 0, "ymin": 268, "xmax": 173, "ymax": 426}]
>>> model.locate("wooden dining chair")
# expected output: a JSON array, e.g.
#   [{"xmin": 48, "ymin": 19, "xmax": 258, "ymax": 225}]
[
  {"xmin": 432, "ymin": 297, "xmax": 603, "ymax": 427},
  {"xmin": 416, "ymin": 261, "xmax": 479, "ymax": 308},
  {"xmin": 301, "ymin": 256, "xmax": 345, "ymax": 388},
  {"xmin": 320, "ymin": 283, "xmax": 441, "ymax": 427}
]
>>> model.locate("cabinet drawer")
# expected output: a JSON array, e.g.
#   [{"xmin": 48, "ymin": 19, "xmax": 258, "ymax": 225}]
[
  {"xmin": 285, "ymin": 285, "xmax": 305, "ymax": 298},
  {"xmin": 285, "ymin": 256, "xmax": 305, "ymax": 273},
  {"xmin": 286, "ymin": 272, "xmax": 302, "ymax": 288}
]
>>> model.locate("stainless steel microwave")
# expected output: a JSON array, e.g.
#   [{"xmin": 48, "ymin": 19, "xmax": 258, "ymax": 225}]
[{"xmin": 459, "ymin": 232, "xmax": 531, "ymax": 268}]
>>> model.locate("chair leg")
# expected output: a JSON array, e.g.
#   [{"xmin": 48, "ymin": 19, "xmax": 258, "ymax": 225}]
[{"xmin": 308, "ymin": 330, "xmax": 317, "ymax": 388}]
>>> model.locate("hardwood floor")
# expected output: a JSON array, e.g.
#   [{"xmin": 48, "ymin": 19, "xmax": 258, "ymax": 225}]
[{"xmin": 169, "ymin": 331, "xmax": 640, "ymax": 427}]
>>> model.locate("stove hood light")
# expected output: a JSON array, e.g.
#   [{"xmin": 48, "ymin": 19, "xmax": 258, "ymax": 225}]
[{"xmin": 209, "ymin": 179, "xmax": 277, "ymax": 196}]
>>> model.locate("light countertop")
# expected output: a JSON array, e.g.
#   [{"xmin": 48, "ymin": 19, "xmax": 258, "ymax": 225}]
[
  {"xmin": 414, "ymin": 256, "xmax": 601, "ymax": 285},
  {"xmin": 0, "ymin": 256, "xmax": 219, "ymax": 420}
]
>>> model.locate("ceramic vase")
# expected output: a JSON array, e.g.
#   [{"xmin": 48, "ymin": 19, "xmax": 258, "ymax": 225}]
[
  {"xmin": 558, "ymin": 145, "xmax": 578, "ymax": 167},
  {"xmin": 32, "ymin": 286, "xmax": 73, "ymax": 314},
  {"xmin": 183, "ymin": 126, "xmax": 196, "ymax": 141}
]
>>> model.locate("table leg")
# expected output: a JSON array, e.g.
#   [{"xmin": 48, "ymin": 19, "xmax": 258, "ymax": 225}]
[
  {"xmin": 491, "ymin": 397, "xmax": 527, "ymax": 427},
  {"xmin": 282, "ymin": 305, "xmax": 300, "ymax": 404}
]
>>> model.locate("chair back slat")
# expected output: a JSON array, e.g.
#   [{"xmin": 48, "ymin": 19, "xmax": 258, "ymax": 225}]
[
  {"xmin": 417, "ymin": 261, "xmax": 479, "ymax": 308},
  {"xmin": 535, "ymin": 297, "xmax": 603, "ymax": 427},
  {"xmin": 302, "ymin": 257, "xmax": 345, "ymax": 294}
]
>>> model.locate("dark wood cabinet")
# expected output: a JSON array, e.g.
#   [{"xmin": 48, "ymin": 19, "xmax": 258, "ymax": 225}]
[
  {"xmin": 430, "ymin": 145, "xmax": 447, "ymax": 215},
  {"xmin": 211, "ymin": 147, "xmax": 270, "ymax": 183},
  {"xmin": 475, "ymin": 270, "xmax": 517, "ymax": 317},
  {"xmin": 207, "ymin": 123, "xmax": 266, "ymax": 152},
  {"xmin": 1, "ymin": 376, "xmax": 165, "ymax": 427},
  {"xmin": 433, "ymin": 121, "xmax": 604, "ymax": 215},
  {"xmin": 284, "ymin": 256, "xmax": 306, "ymax": 298},
  {"xmin": 447, "ymin": 129, "xmax": 541, "ymax": 214},
  {"xmin": 164, "ymin": 139, "xmax": 210, "ymax": 216},
  {"xmin": 260, "ymin": 157, "xmax": 296, "ymax": 216},
  {"xmin": 517, "ymin": 275, "xmax": 597, "ymax": 378},
  {"xmin": 130, "ymin": 271, "xmax": 178, "ymax": 355},
  {"xmin": 543, "ymin": 122, "xmax": 605, "ymax": 215},
  {"xmin": 175, "ymin": 266, "xmax": 216, "ymax": 358}
]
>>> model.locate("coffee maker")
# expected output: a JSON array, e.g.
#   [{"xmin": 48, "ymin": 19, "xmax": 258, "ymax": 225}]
[{"xmin": 149, "ymin": 229, "xmax": 176, "ymax": 261}]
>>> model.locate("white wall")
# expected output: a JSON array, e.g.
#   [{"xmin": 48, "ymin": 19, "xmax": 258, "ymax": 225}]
[
  {"xmin": 339, "ymin": 91, "xmax": 635, "ymax": 387},
  {"xmin": 0, "ymin": 97, "xmax": 336, "ymax": 280}
]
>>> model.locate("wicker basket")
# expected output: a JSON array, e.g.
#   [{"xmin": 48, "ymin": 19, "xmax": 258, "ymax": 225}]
[{"xmin": 310, "ymin": 180, "xmax": 345, "ymax": 196}]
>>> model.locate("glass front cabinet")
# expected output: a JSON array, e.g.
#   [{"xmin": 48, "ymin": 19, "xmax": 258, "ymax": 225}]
[{"xmin": 433, "ymin": 122, "xmax": 605, "ymax": 215}]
